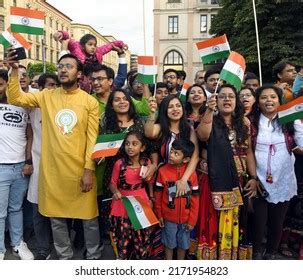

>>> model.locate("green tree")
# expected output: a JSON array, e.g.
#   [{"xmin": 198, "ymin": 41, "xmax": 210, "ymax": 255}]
[
  {"xmin": 210, "ymin": 0, "xmax": 303, "ymax": 82},
  {"xmin": 28, "ymin": 62, "xmax": 57, "ymax": 79}
]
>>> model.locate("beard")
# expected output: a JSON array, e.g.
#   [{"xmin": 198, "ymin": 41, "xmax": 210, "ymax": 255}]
[{"xmin": 59, "ymin": 78, "xmax": 78, "ymax": 88}]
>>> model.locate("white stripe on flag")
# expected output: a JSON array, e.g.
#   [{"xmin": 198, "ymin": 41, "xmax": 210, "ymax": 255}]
[
  {"xmin": 223, "ymin": 60, "xmax": 244, "ymax": 80},
  {"xmin": 198, "ymin": 42, "xmax": 230, "ymax": 57},
  {"xmin": 279, "ymin": 105, "xmax": 302, "ymax": 118},
  {"xmin": 138, "ymin": 64, "xmax": 157, "ymax": 76},
  {"xmin": 10, "ymin": 15, "xmax": 44, "ymax": 28},
  {"xmin": 127, "ymin": 196, "xmax": 150, "ymax": 228},
  {"xmin": 92, "ymin": 139, "xmax": 124, "ymax": 153}
]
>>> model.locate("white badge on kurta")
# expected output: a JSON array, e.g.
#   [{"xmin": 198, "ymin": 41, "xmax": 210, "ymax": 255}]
[{"xmin": 55, "ymin": 109, "xmax": 77, "ymax": 135}]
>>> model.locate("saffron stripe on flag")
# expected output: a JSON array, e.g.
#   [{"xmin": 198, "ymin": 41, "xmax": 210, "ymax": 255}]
[
  {"xmin": 11, "ymin": 31, "xmax": 31, "ymax": 49},
  {"xmin": 277, "ymin": 96, "xmax": 303, "ymax": 112},
  {"xmin": 137, "ymin": 73, "xmax": 157, "ymax": 84},
  {"xmin": 137, "ymin": 56, "xmax": 157, "ymax": 65},
  {"xmin": 227, "ymin": 51, "xmax": 246, "ymax": 69},
  {"xmin": 10, "ymin": 7, "xmax": 45, "ymax": 20},
  {"xmin": 138, "ymin": 64, "xmax": 158, "ymax": 75},
  {"xmin": 91, "ymin": 148, "xmax": 121, "ymax": 159},
  {"xmin": 196, "ymin": 34, "xmax": 228, "ymax": 50}
]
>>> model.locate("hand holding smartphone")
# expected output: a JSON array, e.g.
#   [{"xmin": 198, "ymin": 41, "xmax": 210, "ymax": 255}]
[{"xmin": 14, "ymin": 47, "xmax": 27, "ymax": 60}]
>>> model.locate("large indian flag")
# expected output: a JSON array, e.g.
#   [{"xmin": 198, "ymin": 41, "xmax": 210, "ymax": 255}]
[
  {"xmin": 137, "ymin": 56, "xmax": 157, "ymax": 84},
  {"xmin": 220, "ymin": 51, "xmax": 246, "ymax": 91},
  {"xmin": 10, "ymin": 7, "xmax": 45, "ymax": 35},
  {"xmin": 122, "ymin": 196, "xmax": 159, "ymax": 230},
  {"xmin": 278, "ymin": 96, "xmax": 303, "ymax": 124},
  {"xmin": 0, "ymin": 29, "xmax": 31, "ymax": 49},
  {"xmin": 180, "ymin": 82, "xmax": 190, "ymax": 103},
  {"xmin": 196, "ymin": 34, "xmax": 230, "ymax": 64},
  {"xmin": 91, "ymin": 132, "xmax": 126, "ymax": 159}
]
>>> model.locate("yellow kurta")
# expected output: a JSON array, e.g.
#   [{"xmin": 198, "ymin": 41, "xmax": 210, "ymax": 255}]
[{"xmin": 8, "ymin": 77, "xmax": 99, "ymax": 219}]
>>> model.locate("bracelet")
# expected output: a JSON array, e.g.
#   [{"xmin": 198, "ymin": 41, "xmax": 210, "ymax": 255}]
[
  {"xmin": 250, "ymin": 175, "xmax": 258, "ymax": 181},
  {"xmin": 200, "ymin": 118, "xmax": 213, "ymax": 124},
  {"xmin": 25, "ymin": 159, "xmax": 33, "ymax": 165}
]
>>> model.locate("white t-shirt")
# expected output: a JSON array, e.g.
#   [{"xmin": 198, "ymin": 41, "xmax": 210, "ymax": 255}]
[{"xmin": 0, "ymin": 103, "xmax": 29, "ymax": 163}]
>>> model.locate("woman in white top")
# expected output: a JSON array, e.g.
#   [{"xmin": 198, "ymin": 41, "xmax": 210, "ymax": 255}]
[{"xmin": 249, "ymin": 85, "xmax": 303, "ymax": 259}]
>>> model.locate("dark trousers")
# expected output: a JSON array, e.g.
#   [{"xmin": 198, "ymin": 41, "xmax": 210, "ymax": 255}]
[
  {"xmin": 252, "ymin": 198, "xmax": 289, "ymax": 254},
  {"xmin": 32, "ymin": 203, "xmax": 52, "ymax": 256}
]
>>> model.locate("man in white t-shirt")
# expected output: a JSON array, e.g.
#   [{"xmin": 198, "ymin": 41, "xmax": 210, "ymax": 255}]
[{"xmin": 0, "ymin": 69, "xmax": 34, "ymax": 260}]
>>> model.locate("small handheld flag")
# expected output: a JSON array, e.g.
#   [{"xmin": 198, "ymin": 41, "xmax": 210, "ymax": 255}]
[
  {"xmin": 137, "ymin": 56, "xmax": 157, "ymax": 84},
  {"xmin": 278, "ymin": 96, "xmax": 303, "ymax": 124},
  {"xmin": 91, "ymin": 132, "xmax": 126, "ymax": 159},
  {"xmin": 196, "ymin": 34, "xmax": 230, "ymax": 64},
  {"xmin": 220, "ymin": 51, "xmax": 246, "ymax": 91},
  {"xmin": 0, "ymin": 28, "xmax": 31, "ymax": 49},
  {"xmin": 122, "ymin": 196, "xmax": 159, "ymax": 230},
  {"xmin": 179, "ymin": 82, "xmax": 190, "ymax": 103},
  {"xmin": 10, "ymin": 7, "xmax": 45, "ymax": 35}
]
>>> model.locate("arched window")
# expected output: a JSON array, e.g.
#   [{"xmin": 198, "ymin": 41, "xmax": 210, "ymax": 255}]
[{"xmin": 163, "ymin": 50, "xmax": 183, "ymax": 72}]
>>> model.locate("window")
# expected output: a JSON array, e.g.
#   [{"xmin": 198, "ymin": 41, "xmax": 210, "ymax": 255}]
[
  {"xmin": 28, "ymin": 49, "xmax": 31, "ymax": 59},
  {"xmin": 13, "ymin": 0, "xmax": 17, "ymax": 7},
  {"xmin": 0, "ymin": 0, "xmax": 4, "ymax": 7},
  {"xmin": 163, "ymin": 50, "xmax": 183, "ymax": 72},
  {"xmin": 56, "ymin": 21, "xmax": 59, "ymax": 30},
  {"xmin": 168, "ymin": 16, "xmax": 178, "ymax": 34},
  {"xmin": 200, "ymin": 15, "xmax": 207, "ymax": 33},
  {"xmin": 49, "ymin": 17, "xmax": 53, "ymax": 28},
  {"xmin": 50, "ymin": 33, "xmax": 53, "ymax": 47},
  {"xmin": 50, "ymin": 50, "xmax": 54, "ymax": 63},
  {"xmin": 211, "ymin": 0, "xmax": 219, "ymax": 4},
  {"xmin": 168, "ymin": 0, "xmax": 181, "ymax": 3},
  {"xmin": 0, "ymin": 16, "xmax": 4, "ymax": 31},
  {"xmin": 36, "ymin": 45, "xmax": 40, "ymax": 60}
]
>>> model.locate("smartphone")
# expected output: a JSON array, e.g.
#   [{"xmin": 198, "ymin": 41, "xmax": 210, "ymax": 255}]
[{"xmin": 14, "ymin": 47, "xmax": 27, "ymax": 60}]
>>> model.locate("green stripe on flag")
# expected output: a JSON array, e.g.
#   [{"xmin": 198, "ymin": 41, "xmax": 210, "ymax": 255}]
[
  {"xmin": 0, "ymin": 36, "xmax": 10, "ymax": 48},
  {"xmin": 201, "ymin": 50, "xmax": 230, "ymax": 64},
  {"xmin": 279, "ymin": 111, "xmax": 303, "ymax": 124},
  {"xmin": 122, "ymin": 197, "xmax": 142, "ymax": 230},
  {"xmin": 137, "ymin": 73, "xmax": 157, "ymax": 84},
  {"xmin": 220, "ymin": 69, "xmax": 242, "ymax": 91},
  {"xmin": 96, "ymin": 132, "xmax": 126, "ymax": 143},
  {"xmin": 11, "ymin": 24, "xmax": 43, "ymax": 35}
]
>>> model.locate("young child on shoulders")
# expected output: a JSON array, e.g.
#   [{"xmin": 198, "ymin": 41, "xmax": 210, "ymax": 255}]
[
  {"xmin": 109, "ymin": 131, "xmax": 154, "ymax": 259},
  {"xmin": 154, "ymin": 139, "xmax": 199, "ymax": 260}
]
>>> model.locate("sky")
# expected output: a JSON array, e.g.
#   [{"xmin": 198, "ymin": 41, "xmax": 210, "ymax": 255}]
[{"xmin": 47, "ymin": 0, "xmax": 154, "ymax": 55}]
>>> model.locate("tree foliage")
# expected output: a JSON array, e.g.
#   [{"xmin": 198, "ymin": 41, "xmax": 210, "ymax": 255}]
[
  {"xmin": 210, "ymin": 0, "xmax": 303, "ymax": 82},
  {"xmin": 28, "ymin": 62, "xmax": 57, "ymax": 79}
]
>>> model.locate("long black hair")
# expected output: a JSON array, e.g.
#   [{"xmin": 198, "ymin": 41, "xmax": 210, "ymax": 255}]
[
  {"xmin": 249, "ymin": 84, "xmax": 294, "ymax": 135},
  {"xmin": 216, "ymin": 84, "xmax": 249, "ymax": 144},
  {"xmin": 103, "ymin": 89, "xmax": 139, "ymax": 133},
  {"xmin": 185, "ymin": 83, "xmax": 207, "ymax": 117},
  {"xmin": 156, "ymin": 94, "xmax": 191, "ymax": 143}
]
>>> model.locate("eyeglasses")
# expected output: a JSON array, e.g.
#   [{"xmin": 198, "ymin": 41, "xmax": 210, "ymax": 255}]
[
  {"xmin": 239, "ymin": 93, "xmax": 253, "ymax": 99},
  {"xmin": 91, "ymin": 76, "xmax": 108, "ymax": 83},
  {"xmin": 164, "ymin": 75, "xmax": 177, "ymax": 80},
  {"xmin": 57, "ymin": 63, "xmax": 74, "ymax": 70},
  {"xmin": 218, "ymin": 94, "xmax": 236, "ymax": 100}
]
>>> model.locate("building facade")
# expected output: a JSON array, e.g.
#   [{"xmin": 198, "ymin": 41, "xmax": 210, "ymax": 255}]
[
  {"xmin": 0, "ymin": 0, "xmax": 130, "ymax": 74},
  {"xmin": 153, "ymin": 0, "xmax": 220, "ymax": 83}
]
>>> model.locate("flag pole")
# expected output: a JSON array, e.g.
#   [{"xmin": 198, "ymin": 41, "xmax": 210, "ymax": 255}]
[
  {"xmin": 143, "ymin": 0, "xmax": 147, "ymax": 55},
  {"xmin": 252, "ymin": 0, "xmax": 262, "ymax": 86},
  {"xmin": 41, "ymin": 37, "xmax": 46, "ymax": 73}
]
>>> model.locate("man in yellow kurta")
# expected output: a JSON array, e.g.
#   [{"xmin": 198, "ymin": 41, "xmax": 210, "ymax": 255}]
[{"xmin": 6, "ymin": 52, "xmax": 101, "ymax": 260}]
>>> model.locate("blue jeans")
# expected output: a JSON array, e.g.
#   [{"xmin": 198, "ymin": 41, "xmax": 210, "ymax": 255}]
[{"xmin": 0, "ymin": 163, "xmax": 29, "ymax": 253}]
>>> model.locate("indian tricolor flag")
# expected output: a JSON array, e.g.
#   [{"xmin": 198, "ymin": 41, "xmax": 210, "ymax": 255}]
[
  {"xmin": 10, "ymin": 7, "xmax": 45, "ymax": 35},
  {"xmin": 91, "ymin": 132, "xmax": 126, "ymax": 159},
  {"xmin": 278, "ymin": 96, "xmax": 303, "ymax": 124},
  {"xmin": 137, "ymin": 56, "xmax": 157, "ymax": 84},
  {"xmin": 0, "ymin": 29, "xmax": 31, "ymax": 49},
  {"xmin": 122, "ymin": 196, "xmax": 159, "ymax": 230},
  {"xmin": 180, "ymin": 82, "xmax": 190, "ymax": 103},
  {"xmin": 196, "ymin": 34, "xmax": 230, "ymax": 64},
  {"xmin": 220, "ymin": 51, "xmax": 246, "ymax": 91}
]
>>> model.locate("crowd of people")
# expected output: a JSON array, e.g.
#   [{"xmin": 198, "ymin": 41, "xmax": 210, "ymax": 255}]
[{"xmin": 0, "ymin": 30, "xmax": 303, "ymax": 261}]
